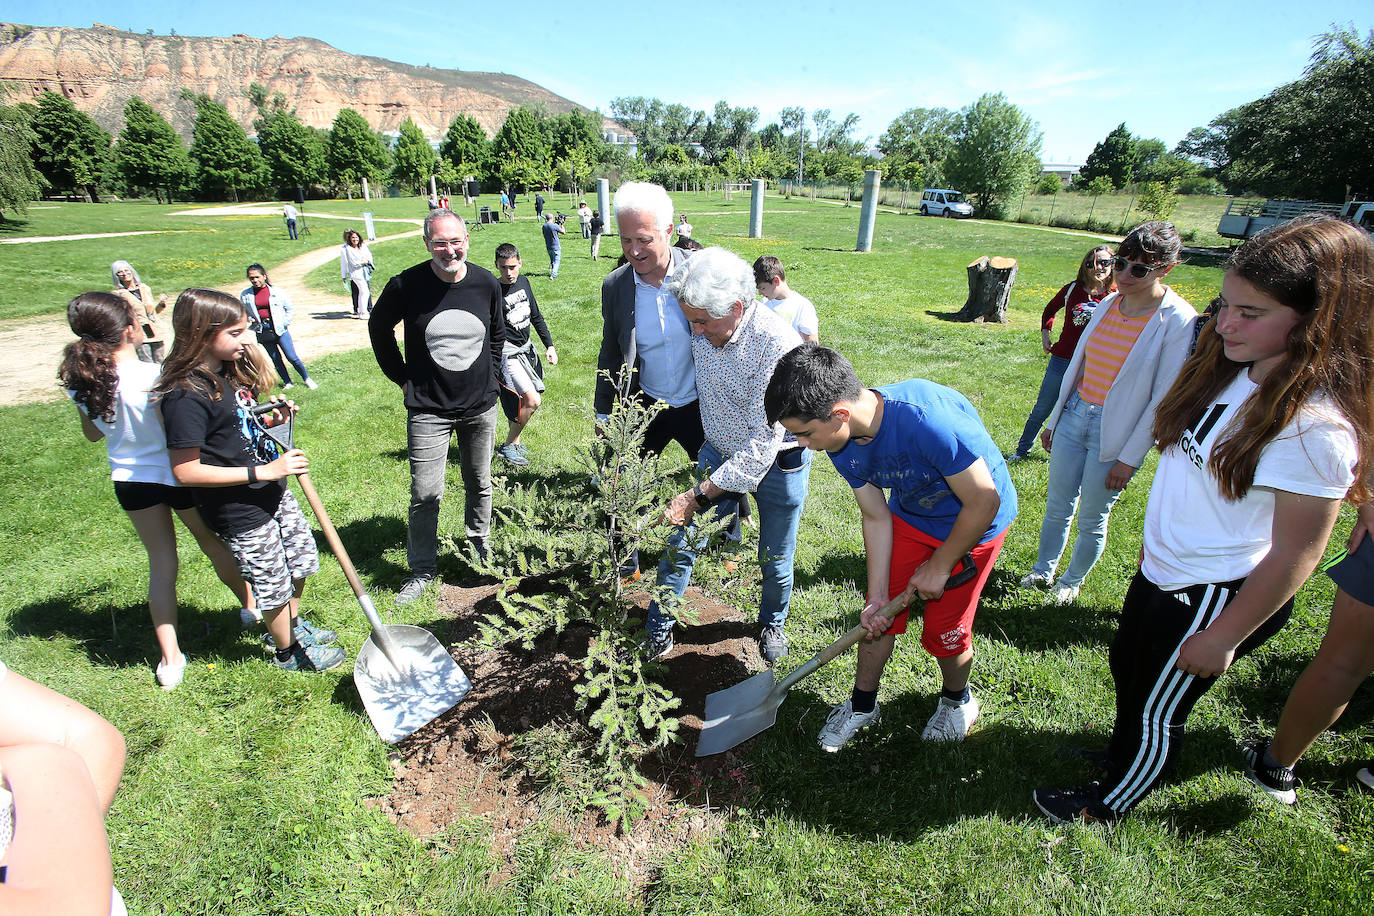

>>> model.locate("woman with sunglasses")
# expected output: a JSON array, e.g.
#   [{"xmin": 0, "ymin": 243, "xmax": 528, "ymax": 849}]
[
  {"xmin": 1011, "ymin": 245, "xmax": 1115, "ymax": 461},
  {"xmin": 1021, "ymin": 222, "xmax": 1196, "ymax": 605}
]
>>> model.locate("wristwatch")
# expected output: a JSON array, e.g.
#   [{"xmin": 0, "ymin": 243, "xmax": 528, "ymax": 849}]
[{"xmin": 692, "ymin": 484, "xmax": 711, "ymax": 509}]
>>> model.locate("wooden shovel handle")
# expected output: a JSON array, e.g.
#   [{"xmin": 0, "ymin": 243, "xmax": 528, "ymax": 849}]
[{"xmin": 295, "ymin": 472, "xmax": 366, "ymax": 600}]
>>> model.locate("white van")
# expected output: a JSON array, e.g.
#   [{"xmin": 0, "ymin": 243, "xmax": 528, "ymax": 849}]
[{"xmin": 920, "ymin": 189, "xmax": 974, "ymax": 218}]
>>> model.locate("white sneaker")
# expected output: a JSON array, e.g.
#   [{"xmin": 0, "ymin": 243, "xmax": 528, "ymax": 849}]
[
  {"xmin": 1020, "ymin": 571, "xmax": 1053, "ymax": 589},
  {"xmin": 1048, "ymin": 582, "xmax": 1080, "ymax": 605},
  {"xmin": 818, "ymin": 699, "xmax": 880, "ymax": 753},
  {"xmin": 156, "ymin": 656, "xmax": 186, "ymax": 690},
  {"xmin": 922, "ymin": 692, "xmax": 979, "ymax": 742},
  {"xmin": 282, "ymin": 382, "xmax": 294, "ymax": 390},
  {"xmin": 304, "ymin": 378, "xmax": 319, "ymax": 390}
]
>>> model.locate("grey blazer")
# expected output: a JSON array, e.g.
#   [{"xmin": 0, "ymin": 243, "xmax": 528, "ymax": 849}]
[
  {"xmin": 593, "ymin": 245, "xmax": 690, "ymax": 416},
  {"xmin": 1044, "ymin": 287, "xmax": 1198, "ymax": 468}
]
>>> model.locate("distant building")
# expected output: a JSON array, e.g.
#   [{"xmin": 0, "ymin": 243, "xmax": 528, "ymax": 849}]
[{"xmin": 1041, "ymin": 162, "xmax": 1083, "ymax": 187}]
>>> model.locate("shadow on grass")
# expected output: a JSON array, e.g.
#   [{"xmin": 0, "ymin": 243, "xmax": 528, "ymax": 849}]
[
  {"xmin": 6, "ymin": 592, "xmax": 269, "ymax": 672},
  {"xmin": 333, "ymin": 514, "xmax": 409, "ymax": 585},
  {"xmin": 924, "ymin": 309, "xmax": 972, "ymax": 323},
  {"xmin": 307, "ymin": 311, "xmax": 360, "ymax": 321}
]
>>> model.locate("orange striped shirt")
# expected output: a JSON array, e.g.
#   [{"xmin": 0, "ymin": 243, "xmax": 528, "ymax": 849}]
[{"xmin": 1077, "ymin": 299, "xmax": 1150, "ymax": 406}]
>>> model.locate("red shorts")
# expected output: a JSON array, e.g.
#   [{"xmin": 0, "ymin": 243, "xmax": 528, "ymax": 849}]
[{"xmin": 883, "ymin": 516, "xmax": 1006, "ymax": 658}]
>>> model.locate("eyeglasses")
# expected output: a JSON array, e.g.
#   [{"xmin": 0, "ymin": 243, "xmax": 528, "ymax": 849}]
[
  {"xmin": 428, "ymin": 238, "xmax": 467, "ymax": 250},
  {"xmin": 1092, "ymin": 258, "xmax": 1114, "ymax": 268},
  {"xmin": 1113, "ymin": 257, "xmax": 1167, "ymax": 278}
]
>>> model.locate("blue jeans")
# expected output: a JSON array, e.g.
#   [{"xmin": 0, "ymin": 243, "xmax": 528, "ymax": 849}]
[
  {"xmin": 405, "ymin": 406, "xmax": 498, "ymax": 575},
  {"xmin": 547, "ymin": 245, "xmax": 561, "ymax": 279},
  {"xmin": 257, "ymin": 327, "xmax": 309, "ymax": 385},
  {"xmin": 647, "ymin": 442, "xmax": 812, "ymax": 637},
  {"xmin": 1015, "ymin": 354, "xmax": 1070, "ymax": 456},
  {"xmin": 1032, "ymin": 392, "xmax": 1123, "ymax": 588}
]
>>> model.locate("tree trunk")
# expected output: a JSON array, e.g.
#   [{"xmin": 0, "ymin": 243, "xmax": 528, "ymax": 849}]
[{"xmin": 956, "ymin": 256, "xmax": 1018, "ymax": 323}]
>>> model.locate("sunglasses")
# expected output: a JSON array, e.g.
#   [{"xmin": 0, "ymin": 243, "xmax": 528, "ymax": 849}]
[
  {"xmin": 1091, "ymin": 258, "xmax": 1114, "ymax": 268},
  {"xmin": 1113, "ymin": 257, "xmax": 1167, "ymax": 278}
]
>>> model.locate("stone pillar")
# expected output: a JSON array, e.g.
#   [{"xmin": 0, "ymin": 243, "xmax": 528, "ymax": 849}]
[
  {"xmin": 856, "ymin": 169, "xmax": 881, "ymax": 252},
  {"xmin": 361, "ymin": 177, "xmax": 370, "ymax": 202},
  {"xmin": 749, "ymin": 178, "xmax": 765, "ymax": 238},
  {"xmin": 429, "ymin": 175, "xmax": 438, "ymax": 202},
  {"xmin": 597, "ymin": 178, "xmax": 611, "ymax": 235}
]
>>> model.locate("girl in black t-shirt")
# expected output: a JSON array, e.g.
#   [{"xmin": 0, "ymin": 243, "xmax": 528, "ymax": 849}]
[{"xmin": 155, "ymin": 288, "xmax": 345, "ymax": 673}]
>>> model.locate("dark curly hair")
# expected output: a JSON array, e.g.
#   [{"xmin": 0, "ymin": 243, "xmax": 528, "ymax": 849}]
[{"xmin": 59, "ymin": 292, "xmax": 136, "ymax": 423}]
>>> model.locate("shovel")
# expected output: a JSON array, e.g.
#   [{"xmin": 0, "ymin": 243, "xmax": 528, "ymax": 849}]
[
  {"xmin": 250, "ymin": 403, "xmax": 471, "ymax": 743},
  {"xmin": 695, "ymin": 554, "xmax": 978, "ymax": 757}
]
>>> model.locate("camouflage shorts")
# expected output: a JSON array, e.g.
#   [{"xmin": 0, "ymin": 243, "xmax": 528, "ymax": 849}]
[{"xmin": 223, "ymin": 488, "xmax": 319, "ymax": 610}]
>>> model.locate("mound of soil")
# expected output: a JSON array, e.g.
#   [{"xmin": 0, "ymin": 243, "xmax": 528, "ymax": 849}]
[{"xmin": 371, "ymin": 576, "xmax": 768, "ymax": 889}]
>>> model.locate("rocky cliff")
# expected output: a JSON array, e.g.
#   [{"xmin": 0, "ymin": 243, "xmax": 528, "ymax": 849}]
[{"xmin": 0, "ymin": 22, "xmax": 586, "ymax": 139}]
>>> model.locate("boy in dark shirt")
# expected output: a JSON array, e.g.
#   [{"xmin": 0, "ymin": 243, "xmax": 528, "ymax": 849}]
[{"xmin": 493, "ymin": 243, "xmax": 557, "ymax": 467}]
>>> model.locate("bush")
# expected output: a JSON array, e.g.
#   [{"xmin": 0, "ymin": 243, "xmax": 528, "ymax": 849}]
[
  {"xmin": 1036, "ymin": 175, "xmax": 1062, "ymax": 195},
  {"xmin": 1178, "ymin": 176, "xmax": 1224, "ymax": 196}
]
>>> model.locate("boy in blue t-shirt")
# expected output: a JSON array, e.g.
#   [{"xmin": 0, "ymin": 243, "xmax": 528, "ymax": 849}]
[{"xmin": 765, "ymin": 343, "xmax": 1017, "ymax": 752}]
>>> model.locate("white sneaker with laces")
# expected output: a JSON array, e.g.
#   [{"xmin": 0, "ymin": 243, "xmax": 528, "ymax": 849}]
[
  {"xmin": 922, "ymin": 692, "xmax": 979, "ymax": 742},
  {"xmin": 304, "ymin": 378, "xmax": 319, "ymax": 390},
  {"xmin": 1049, "ymin": 582, "xmax": 1080, "ymax": 605},
  {"xmin": 1020, "ymin": 571, "xmax": 1053, "ymax": 589},
  {"xmin": 156, "ymin": 656, "xmax": 186, "ymax": 690},
  {"xmin": 818, "ymin": 699, "xmax": 880, "ymax": 753}
]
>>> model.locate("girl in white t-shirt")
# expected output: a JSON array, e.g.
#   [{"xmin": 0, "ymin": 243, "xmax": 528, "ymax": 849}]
[
  {"xmin": 1033, "ymin": 215, "xmax": 1373, "ymax": 823},
  {"xmin": 59, "ymin": 292, "xmax": 253, "ymax": 689}
]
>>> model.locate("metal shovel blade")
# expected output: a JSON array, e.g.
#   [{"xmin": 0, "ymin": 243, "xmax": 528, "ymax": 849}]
[
  {"xmin": 353, "ymin": 624, "xmax": 472, "ymax": 744},
  {"xmin": 696, "ymin": 670, "xmax": 786, "ymax": 757}
]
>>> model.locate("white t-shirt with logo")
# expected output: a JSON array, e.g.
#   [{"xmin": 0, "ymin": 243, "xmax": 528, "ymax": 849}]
[
  {"xmin": 68, "ymin": 358, "xmax": 178, "ymax": 485},
  {"xmin": 764, "ymin": 292, "xmax": 819, "ymax": 338},
  {"xmin": 1142, "ymin": 371, "xmax": 1357, "ymax": 590}
]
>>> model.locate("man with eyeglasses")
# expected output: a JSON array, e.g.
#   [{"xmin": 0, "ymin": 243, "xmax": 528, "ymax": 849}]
[{"xmin": 369, "ymin": 209, "xmax": 507, "ymax": 605}]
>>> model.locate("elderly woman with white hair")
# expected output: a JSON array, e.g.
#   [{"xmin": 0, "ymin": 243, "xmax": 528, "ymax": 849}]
[
  {"xmin": 644, "ymin": 245, "xmax": 811, "ymax": 664},
  {"xmin": 110, "ymin": 259, "xmax": 168, "ymax": 362}
]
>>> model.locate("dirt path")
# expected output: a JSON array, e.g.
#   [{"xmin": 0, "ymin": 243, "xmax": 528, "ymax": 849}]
[
  {"xmin": 0, "ymin": 230, "xmax": 185, "ymax": 245},
  {"xmin": 0, "ymin": 224, "xmax": 422, "ymax": 407}
]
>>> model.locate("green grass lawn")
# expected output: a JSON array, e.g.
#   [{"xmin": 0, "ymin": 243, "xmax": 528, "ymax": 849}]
[
  {"xmin": 3, "ymin": 193, "xmax": 1372, "ymax": 914},
  {"xmin": 1007, "ymin": 191, "xmax": 1234, "ymax": 248}
]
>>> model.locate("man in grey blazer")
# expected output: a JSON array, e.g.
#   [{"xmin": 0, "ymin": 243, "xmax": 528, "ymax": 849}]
[{"xmin": 594, "ymin": 181, "xmax": 704, "ymax": 459}]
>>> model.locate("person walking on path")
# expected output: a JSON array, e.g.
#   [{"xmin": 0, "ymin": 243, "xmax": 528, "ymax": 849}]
[
  {"xmin": 1010, "ymin": 245, "xmax": 1114, "ymax": 460},
  {"xmin": 59, "ymin": 291, "xmax": 255, "ymax": 689},
  {"xmin": 283, "ymin": 203, "xmax": 299, "ymax": 240},
  {"xmin": 589, "ymin": 209, "xmax": 604, "ymax": 260},
  {"xmin": 110, "ymin": 260, "xmax": 168, "ymax": 363},
  {"xmin": 239, "ymin": 264, "xmax": 318, "ymax": 390},
  {"xmin": 1021, "ymin": 223, "xmax": 1195, "ymax": 606},
  {"xmin": 1032, "ymin": 216, "xmax": 1371, "ymax": 824},
  {"xmin": 339, "ymin": 228, "xmax": 375, "ymax": 319},
  {"xmin": 369, "ymin": 209, "xmax": 506, "ymax": 606}
]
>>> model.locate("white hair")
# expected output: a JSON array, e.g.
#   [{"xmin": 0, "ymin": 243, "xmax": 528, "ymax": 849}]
[
  {"xmin": 613, "ymin": 182, "xmax": 674, "ymax": 231},
  {"xmin": 110, "ymin": 259, "xmax": 140, "ymax": 288},
  {"xmin": 422, "ymin": 208, "xmax": 465, "ymax": 240},
  {"xmin": 667, "ymin": 247, "xmax": 754, "ymax": 319}
]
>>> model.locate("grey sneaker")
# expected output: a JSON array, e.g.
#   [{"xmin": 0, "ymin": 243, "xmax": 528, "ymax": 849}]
[
  {"xmin": 498, "ymin": 443, "xmax": 530, "ymax": 466},
  {"xmin": 395, "ymin": 574, "xmax": 436, "ymax": 607},
  {"xmin": 818, "ymin": 699, "xmax": 881, "ymax": 752},
  {"xmin": 239, "ymin": 607, "xmax": 262, "ymax": 629},
  {"xmin": 1048, "ymin": 581, "xmax": 1080, "ymax": 605},
  {"xmin": 922, "ymin": 692, "xmax": 980, "ymax": 742},
  {"xmin": 758, "ymin": 625, "xmax": 789, "ymax": 664},
  {"xmin": 271, "ymin": 642, "xmax": 346, "ymax": 673},
  {"xmin": 1019, "ymin": 571, "xmax": 1053, "ymax": 589},
  {"xmin": 264, "ymin": 618, "xmax": 338, "ymax": 649}
]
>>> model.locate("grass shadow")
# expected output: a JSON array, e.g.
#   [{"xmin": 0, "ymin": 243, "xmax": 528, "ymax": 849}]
[{"xmin": 925, "ymin": 309, "xmax": 971, "ymax": 322}]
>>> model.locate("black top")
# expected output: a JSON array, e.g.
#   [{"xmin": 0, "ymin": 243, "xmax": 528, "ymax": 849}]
[
  {"xmin": 590, "ymin": 215, "xmax": 604, "ymax": 235},
  {"xmin": 160, "ymin": 377, "xmax": 285, "ymax": 536},
  {"xmin": 498, "ymin": 275, "xmax": 553, "ymax": 354},
  {"xmin": 369, "ymin": 260, "xmax": 506, "ymax": 417}
]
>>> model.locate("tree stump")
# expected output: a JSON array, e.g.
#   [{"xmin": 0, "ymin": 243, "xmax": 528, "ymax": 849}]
[{"xmin": 957, "ymin": 256, "xmax": 1018, "ymax": 323}]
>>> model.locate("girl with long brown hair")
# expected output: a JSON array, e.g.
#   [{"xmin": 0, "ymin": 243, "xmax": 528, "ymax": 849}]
[
  {"xmin": 1034, "ymin": 215, "xmax": 1373, "ymax": 823},
  {"xmin": 58, "ymin": 291, "xmax": 253, "ymax": 689},
  {"xmin": 155, "ymin": 289, "xmax": 344, "ymax": 673}
]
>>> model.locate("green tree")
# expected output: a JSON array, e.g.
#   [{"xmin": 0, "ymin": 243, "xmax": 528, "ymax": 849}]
[
  {"xmin": 186, "ymin": 93, "xmax": 263, "ymax": 202},
  {"xmin": 878, "ymin": 107, "xmax": 958, "ymax": 188},
  {"xmin": 1079, "ymin": 123, "xmax": 1137, "ymax": 190},
  {"xmin": 779, "ymin": 106, "xmax": 808, "ymax": 182},
  {"xmin": 943, "ymin": 92, "xmax": 1042, "ymax": 217},
  {"xmin": 1036, "ymin": 174, "xmax": 1061, "ymax": 195},
  {"xmin": 325, "ymin": 108, "xmax": 390, "ymax": 199},
  {"xmin": 439, "ymin": 113, "xmax": 488, "ymax": 178},
  {"xmin": 30, "ymin": 91, "xmax": 112, "ymax": 202},
  {"xmin": 491, "ymin": 106, "xmax": 550, "ymax": 190},
  {"xmin": 1136, "ymin": 179, "xmax": 1180, "ymax": 222},
  {"xmin": 254, "ymin": 106, "xmax": 326, "ymax": 192},
  {"xmin": 115, "ymin": 97, "xmax": 192, "ymax": 203},
  {"xmin": 389, "ymin": 117, "xmax": 436, "ymax": 195},
  {"xmin": 0, "ymin": 104, "xmax": 44, "ymax": 216},
  {"xmin": 1084, "ymin": 175, "xmax": 1115, "ymax": 222}
]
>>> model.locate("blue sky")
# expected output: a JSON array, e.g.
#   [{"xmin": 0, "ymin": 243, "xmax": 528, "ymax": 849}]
[{"xmin": 10, "ymin": 1, "xmax": 1372, "ymax": 161}]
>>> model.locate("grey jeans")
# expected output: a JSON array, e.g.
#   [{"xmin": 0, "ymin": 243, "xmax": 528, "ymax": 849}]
[{"xmin": 406, "ymin": 405, "xmax": 498, "ymax": 575}]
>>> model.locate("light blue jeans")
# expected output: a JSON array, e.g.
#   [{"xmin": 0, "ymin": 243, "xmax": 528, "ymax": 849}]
[
  {"xmin": 647, "ymin": 441, "xmax": 812, "ymax": 637},
  {"xmin": 1015, "ymin": 354, "xmax": 1070, "ymax": 457},
  {"xmin": 547, "ymin": 245, "xmax": 561, "ymax": 279},
  {"xmin": 1032, "ymin": 392, "xmax": 1124, "ymax": 588}
]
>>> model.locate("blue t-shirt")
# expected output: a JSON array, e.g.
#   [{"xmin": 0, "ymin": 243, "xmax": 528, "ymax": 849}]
[{"xmin": 828, "ymin": 379, "xmax": 1018, "ymax": 543}]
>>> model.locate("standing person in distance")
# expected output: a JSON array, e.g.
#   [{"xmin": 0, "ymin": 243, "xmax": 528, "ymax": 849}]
[
  {"xmin": 578, "ymin": 200, "xmax": 593, "ymax": 239},
  {"xmin": 541, "ymin": 212, "xmax": 565, "ymax": 279},
  {"xmin": 675, "ymin": 214, "xmax": 693, "ymax": 239},
  {"xmin": 369, "ymin": 209, "xmax": 506, "ymax": 606},
  {"xmin": 157, "ymin": 288, "xmax": 344, "ymax": 674},
  {"xmin": 753, "ymin": 255, "xmax": 819, "ymax": 343},
  {"xmin": 239, "ymin": 264, "xmax": 318, "ymax": 390},
  {"xmin": 1033, "ymin": 216, "xmax": 1372, "ymax": 824},
  {"xmin": 1010, "ymin": 245, "xmax": 1114, "ymax": 461},
  {"xmin": 59, "ymin": 292, "xmax": 255, "ymax": 689},
  {"xmin": 110, "ymin": 259, "xmax": 167, "ymax": 363},
  {"xmin": 534, "ymin": 190, "xmax": 545, "ymax": 220},
  {"xmin": 589, "ymin": 209, "xmax": 605, "ymax": 261},
  {"xmin": 339, "ymin": 228, "xmax": 375, "ymax": 320},
  {"xmin": 1022, "ymin": 223, "xmax": 1195, "ymax": 605},
  {"xmin": 493, "ymin": 243, "xmax": 557, "ymax": 467},
  {"xmin": 282, "ymin": 202, "xmax": 299, "ymax": 240}
]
